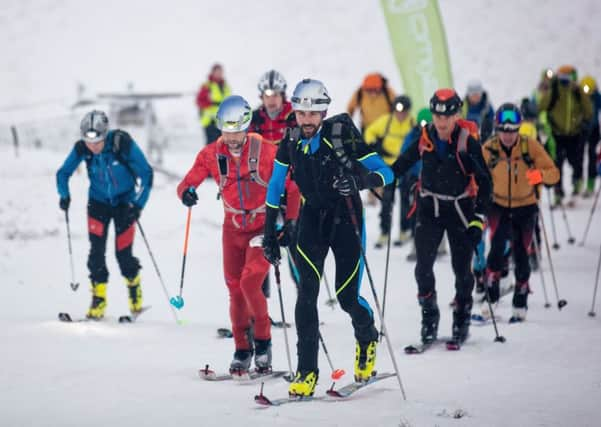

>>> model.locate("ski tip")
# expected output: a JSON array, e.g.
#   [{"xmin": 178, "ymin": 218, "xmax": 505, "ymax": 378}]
[
  {"xmin": 254, "ymin": 394, "xmax": 273, "ymax": 406},
  {"xmin": 58, "ymin": 312, "xmax": 72, "ymax": 322},
  {"xmin": 118, "ymin": 315, "xmax": 133, "ymax": 323},
  {"xmin": 445, "ymin": 341, "xmax": 461, "ymax": 351}
]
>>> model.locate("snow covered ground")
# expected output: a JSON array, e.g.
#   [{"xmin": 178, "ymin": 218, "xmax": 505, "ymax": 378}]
[{"xmin": 2, "ymin": 1, "xmax": 601, "ymax": 426}]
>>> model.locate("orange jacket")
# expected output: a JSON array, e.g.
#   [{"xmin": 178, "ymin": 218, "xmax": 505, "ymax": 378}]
[
  {"xmin": 482, "ymin": 135, "xmax": 559, "ymax": 208},
  {"xmin": 347, "ymin": 87, "xmax": 396, "ymax": 129},
  {"xmin": 177, "ymin": 132, "xmax": 300, "ymax": 231}
]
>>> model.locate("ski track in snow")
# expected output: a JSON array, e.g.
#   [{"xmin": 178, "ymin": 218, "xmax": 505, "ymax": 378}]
[{"xmin": 2, "ymin": 1, "xmax": 601, "ymax": 426}]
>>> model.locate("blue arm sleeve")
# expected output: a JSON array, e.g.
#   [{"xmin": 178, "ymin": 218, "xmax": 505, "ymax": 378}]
[
  {"xmin": 358, "ymin": 152, "xmax": 394, "ymax": 186},
  {"xmin": 266, "ymin": 159, "xmax": 289, "ymax": 209},
  {"xmin": 56, "ymin": 146, "xmax": 83, "ymax": 198},
  {"xmin": 127, "ymin": 141, "xmax": 154, "ymax": 209}
]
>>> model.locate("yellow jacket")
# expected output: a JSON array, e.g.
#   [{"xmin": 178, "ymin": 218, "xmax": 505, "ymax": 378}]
[
  {"xmin": 347, "ymin": 87, "xmax": 396, "ymax": 129},
  {"xmin": 482, "ymin": 135, "xmax": 559, "ymax": 208},
  {"xmin": 364, "ymin": 113, "xmax": 414, "ymax": 165}
]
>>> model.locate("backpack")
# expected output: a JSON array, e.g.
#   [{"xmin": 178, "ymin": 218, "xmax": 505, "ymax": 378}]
[
  {"xmin": 548, "ymin": 77, "xmax": 582, "ymax": 112},
  {"xmin": 216, "ymin": 134, "xmax": 268, "ymax": 200},
  {"xmin": 75, "ymin": 129, "xmax": 134, "ymax": 175},
  {"xmin": 485, "ymin": 134, "xmax": 534, "ymax": 170},
  {"xmin": 356, "ymin": 74, "xmax": 393, "ymax": 112}
]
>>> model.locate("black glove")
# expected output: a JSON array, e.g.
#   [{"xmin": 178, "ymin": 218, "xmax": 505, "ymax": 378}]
[
  {"xmin": 262, "ymin": 234, "xmax": 281, "ymax": 265},
  {"xmin": 278, "ymin": 219, "xmax": 296, "ymax": 247},
  {"xmin": 127, "ymin": 204, "xmax": 141, "ymax": 224},
  {"xmin": 182, "ymin": 187, "xmax": 198, "ymax": 207},
  {"xmin": 332, "ymin": 174, "xmax": 361, "ymax": 196},
  {"xmin": 467, "ymin": 214, "xmax": 485, "ymax": 248},
  {"xmin": 59, "ymin": 196, "xmax": 71, "ymax": 211}
]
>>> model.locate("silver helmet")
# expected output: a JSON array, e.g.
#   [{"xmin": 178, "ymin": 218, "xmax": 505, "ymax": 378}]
[
  {"xmin": 291, "ymin": 79, "xmax": 331, "ymax": 112},
  {"xmin": 258, "ymin": 70, "xmax": 287, "ymax": 96},
  {"xmin": 216, "ymin": 95, "xmax": 252, "ymax": 132},
  {"xmin": 80, "ymin": 110, "xmax": 109, "ymax": 143}
]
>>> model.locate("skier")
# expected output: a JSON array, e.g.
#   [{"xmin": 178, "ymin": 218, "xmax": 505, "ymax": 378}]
[
  {"xmin": 177, "ymin": 95, "xmax": 300, "ymax": 374},
  {"xmin": 249, "ymin": 69, "xmax": 297, "ymax": 144},
  {"xmin": 580, "ymin": 75, "xmax": 601, "ymax": 198},
  {"xmin": 346, "ymin": 73, "xmax": 396, "ymax": 133},
  {"xmin": 196, "ymin": 63, "xmax": 232, "ymax": 145},
  {"xmin": 538, "ymin": 65, "xmax": 593, "ymax": 206},
  {"xmin": 262, "ymin": 79, "xmax": 394, "ymax": 396},
  {"xmin": 462, "ymin": 79, "xmax": 495, "ymax": 142},
  {"xmin": 392, "ymin": 88, "xmax": 492, "ymax": 346},
  {"xmin": 249, "ymin": 70, "xmax": 299, "ymax": 297},
  {"xmin": 363, "ymin": 95, "xmax": 414, "ymax": 248},
  {"xmin": 56, "ymin": 110, "xmax": 153, "ymax": 319},
  {"xmin": 481, "ymin": 103, "xmax": 559, "ymax": 322}
]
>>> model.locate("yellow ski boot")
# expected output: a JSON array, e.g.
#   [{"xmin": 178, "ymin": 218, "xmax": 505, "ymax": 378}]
[
  {"xmin": 86, "ymin": 282, "xmax": 107, "ymax": 320},
  {"xmin": 355, "ymin": 340, "xmax": 377, "ymax": 382},
  {"xmin": 126, "ymin": 274, "xmax": 143, "ymax": 314},
  {"xmin": 288, "ymin": 370, "xmax": 318, "ymax": 397}
]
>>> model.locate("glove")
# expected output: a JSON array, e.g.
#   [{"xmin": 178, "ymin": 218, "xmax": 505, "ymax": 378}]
[
  {"xmin": 277, "ymin": 219, "xmax": 296, "ymax": 247},
  {"xmin": 127, "ymin": 204, "xmax": 141, "ymax": 223},
  {"xmin": 262, "ymin": 234, "xmax": 281, "ymax": 265},
  {"xmin": 526, "ymin": 169, "xmax": 543, "ymax": 186},
  {"xmin": 467, "ymin": 214, "xmax": 485, "ymax": 249},
  {"xmin": 182, "ymin": 187, "xmax": 198, "ymax": 207},
  {"xmin": 59, "ymin": 196, "xmax": 70, "ymax": 211},
  {"xmin": 332, "ymin": 174, "xmax": 361, "ymax": 196}
]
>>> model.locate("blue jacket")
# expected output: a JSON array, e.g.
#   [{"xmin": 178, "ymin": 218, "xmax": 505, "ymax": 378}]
[
  {"xmin": 56, "ymin": 130, "xmax": 153, "ymax": 208},
  {"xmin": 463, "ymin": 92, "xmax": 494, "ymax": 142}
]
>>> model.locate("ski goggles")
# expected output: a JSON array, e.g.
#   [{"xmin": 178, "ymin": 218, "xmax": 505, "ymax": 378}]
[
  {"xmin": 290, "ymin": 95, "xmax": 331, "ymax": 109},
  {"xmin": 495, "ymin": 110, "xmax": 521, "ymax": 132}
]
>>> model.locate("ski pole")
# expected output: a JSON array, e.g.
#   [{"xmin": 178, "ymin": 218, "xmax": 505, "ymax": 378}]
[
  {"xmin": 538, "ymin": 207, "xmax": 567, "ymax": 310},
  {"xmin": 546, "ymin": 187, "xmax": 560, "ymax": 250},
  {"xmin": 64, "ymin": 210, "xmax": 79, "ymax": 291},
  {"xmin": 588, "ymin": 242, "xmax": 601, "ymax": 317},
  {"xmin": 344, "ymin": 196, "xmax": 407, "ymax": 400},
  {"xmin": 557, "ymin": 202, "xmax": 576, "ymax": 245},
  {"xmin": 579, "ymin": 185, "xmax": 601, "ymax": 246},
  {"xmin": 322, "ymin": 271, "xmax": 337, "ymax": 308},
  {"xmin": 380, "ymin": 224, "xmax": 393, "ymax": 343},
  {"xmin": 482, "ymin": 274, "xmax": 506, "ymax": 343},
  {"xmin": 531, "ymin": 234, "xmax": 551, "ymax": 309},
  {"xmin": 170, "ymin": 207, "xmax": 192, "ymax": 309},
  {"xmin": 136, "ymin": 219, "xmax": 180, "ymax": 323},
  {"xmin": 274, "ymin": 264, "xmax": 294, "ymax": 380}
]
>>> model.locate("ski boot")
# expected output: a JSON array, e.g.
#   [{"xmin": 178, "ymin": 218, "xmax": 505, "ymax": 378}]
[
  {"xmin": 393, "ymin": 231, "xmax": 411, "ymax": 247},
  {"xmin": 451, "ymin": 299, "xmax": 473, "ymax": 344},
  {"xmin": 126, "ymin": 274, "xmax": 143, "ymax": 314},
  {"xmin": 86, "ymin": 282, "xmax": 107, "ymax": 320},
  {"xmin": 374, "ymin": 233, "xmax": 389, "ymax": 249},
  {"xmin": 229, "ymin": 349, "xmax": 253, "ymax": 375},
  {"xmin": 288, "ymin": 370, "xmax": 318, "ymax": 397},
  {"xmin": 418, "ymin": 292, "xmax": 439, "ymax": 344},
  {"xmin": 254, "ymin": 338, "xmax": 272, "ymax": 373},
  {"xmin": 355, "ymin": 340, "xmax": 377, "ymax": 382},
  {"xmin": 509, "ymin": 282, "xmax": 530, "ymax": 323}
]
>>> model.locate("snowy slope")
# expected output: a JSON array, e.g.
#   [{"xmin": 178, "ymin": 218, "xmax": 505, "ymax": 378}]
[{"xmin": 2, "ymin": 1, "xmax": 601, "ymax": 426}]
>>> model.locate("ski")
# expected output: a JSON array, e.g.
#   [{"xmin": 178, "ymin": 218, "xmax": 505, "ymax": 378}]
[
  {"xmin": 325, "ymin": 372, "xmax": 395, "ymax": 398},
  {"xmin": 118, "ymin": 306, "xmax": 151, "ymax": 323},
  {"xmin": 58, "ymin": 306, "xmax": 151, "ymax": 324},
  {"xmin": 404, "ymin": 341, "xmax": 436, "ymax": 354},
  {"xmin": 198, "ymin": 365, "xmax": 290, "ymax": 382},
  {"xmin": 471, "ymin": 313, "xmax": 504, "ymax": 326},
  {"xmin": 254, "ymin": 372, "xmax": 395, "ymax": 407}
]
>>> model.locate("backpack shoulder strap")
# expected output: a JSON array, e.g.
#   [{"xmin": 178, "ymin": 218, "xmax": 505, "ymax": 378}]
[
  {"xmin": 216, "ymin": 151, "xmax": 228, "ymax": 200},
  {"xmin": 485, "ymin": 137, "xmax": 501, "ymax": 169},
  {"xmin": 329, "ymin": 120, "xmax": 354, "ymax": 172},
  {"xmin": 455, "ymin": 127, "xmax": 470, "ymax": 176},
  {"xmin": 520, "ymin": 135, "xmax": 534, "ymax": 168},
  {"xmin": 248, "ymin": 135, "xmax": 269, "ymax": 187},
  {"xmin": 548, "ymin": 78, "xmax": 560, "ymax": 111}
]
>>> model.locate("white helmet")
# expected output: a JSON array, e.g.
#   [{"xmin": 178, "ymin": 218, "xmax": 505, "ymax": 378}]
[
  {"xmin": 258, "ymin": 70, "xmax": 287, "ymax": 95},
  {"xmin": 80, "ymin": 110, "xmax": 109, "ymax": 143},
  {"xmin": 291, "ymin": 79, "xmax": 331, "ymax": 112},
  {"xmin": 216, "ymin": 95, "xmax": 252, "ymax": 132}
]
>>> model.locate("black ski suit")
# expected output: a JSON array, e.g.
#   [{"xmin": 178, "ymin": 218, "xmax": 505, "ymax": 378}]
[
  {"xmin": 264, "ymin": 114, "xmax": 394, "ymax": 374},
  {"xmin": 392, "ymin": 123, "xmax": 492, "ymax": 309}
]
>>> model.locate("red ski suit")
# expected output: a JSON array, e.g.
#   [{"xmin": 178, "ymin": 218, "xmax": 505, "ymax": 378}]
[{"xmin": 177, "ymin": 133, "xmax": 300, "ymax": 350}]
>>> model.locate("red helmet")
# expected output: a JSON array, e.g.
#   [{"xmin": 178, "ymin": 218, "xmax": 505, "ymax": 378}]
[{"xmin": 429, "ymin": 88, "xmax": 462, "ymax": 116}]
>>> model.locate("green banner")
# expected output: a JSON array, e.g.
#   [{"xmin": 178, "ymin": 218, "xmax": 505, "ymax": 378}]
[{"xmin": 380, "ymin": 0, "xmax": 453, "ymax": 110}]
